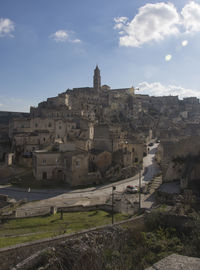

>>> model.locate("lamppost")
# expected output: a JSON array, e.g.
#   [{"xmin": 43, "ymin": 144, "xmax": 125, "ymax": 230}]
[
  {"xmin": 112, "ymin": 186, "xmax": 116, "ymax": 224},
  {"xmin": 138, "ymin": 164, "xmax": 142, "ymax": 209}
]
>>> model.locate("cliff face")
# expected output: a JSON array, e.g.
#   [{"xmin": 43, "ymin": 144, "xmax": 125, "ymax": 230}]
[
  {"xmin": 157, "ymin": 137, "xmax": 200, "ymax": 189},
  {"xmin": 163, "ymin": 154, "xmax": 200, "ymax": 190}
]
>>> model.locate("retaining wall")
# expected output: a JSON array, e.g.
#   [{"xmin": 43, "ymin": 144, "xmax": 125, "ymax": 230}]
[
  {"xmin": 0, "ymin": 215, "xmax": 144, "ymax": 270},
  {"xmin": 1, "ymin": 201, "xmax": 135, "ymax": 220},
  {"xmin": 57, "ymin": 203, "xmax": 112, "ymax": 213}
]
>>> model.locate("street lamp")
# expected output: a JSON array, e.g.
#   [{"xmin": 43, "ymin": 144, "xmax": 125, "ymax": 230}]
[
  {"xmin": 138, "ymin": 164, "xmax": 142, "ymax": 209},
  {"xmin": 112, "ymin": 186, "xmax": 116, "ymax": 224}
]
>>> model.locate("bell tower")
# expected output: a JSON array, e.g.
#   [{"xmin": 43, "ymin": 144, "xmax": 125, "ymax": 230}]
[{"xmin": 93, "ymin": 65, "xmax": 101, "ymax": 90}]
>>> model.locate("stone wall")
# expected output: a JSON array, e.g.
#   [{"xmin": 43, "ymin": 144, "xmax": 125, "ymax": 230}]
[
  {"xmin": 0, "ymin": 215, "xmax": 144, "ymax": 270},
  {"xmin": 159, "ymin": 137, "xmax": 200, "ymax": 183}
]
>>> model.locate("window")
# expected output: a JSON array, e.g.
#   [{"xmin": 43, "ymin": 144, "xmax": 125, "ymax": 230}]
[
  {"xmin": 48, "ymin": 122, "xmax": 52, "ymax": 127},
  {"xmin": 76, "ymin": 159, "xmax": 80, "ymax": 168},
  {"xmin": 42, "ymin": 159, "xmax": 46, "ymax": 164},
  {"xmin": 35, "ymin": 123, "xmax": 38, "ymax": 128}
]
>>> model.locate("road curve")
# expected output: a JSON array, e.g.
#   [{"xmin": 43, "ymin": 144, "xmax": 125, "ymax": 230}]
[{"xmin": 0, "ymin": 143, "xmax": 160, "ymax": 215}]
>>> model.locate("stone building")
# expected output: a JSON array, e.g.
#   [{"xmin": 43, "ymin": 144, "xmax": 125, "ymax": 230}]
[
  {"xmin": 0, "ymin": 111, "xmax": 29, "ymax": 162},
  {"xmin": 6, "ymin": 65, "xmax": 200, "ymax": 186},
  {"xmin": 33, "ymin": 149, "xmax": 89, "ymax": 186},
  {"xmin": 93, "ymin": 65, "xmax": 101, "ymax": 91}
]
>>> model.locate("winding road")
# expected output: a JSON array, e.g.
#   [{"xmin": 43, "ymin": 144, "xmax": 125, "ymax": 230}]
[{"xmin": 0, "ymin": 143, "xmax": 160, "ymax": 216}]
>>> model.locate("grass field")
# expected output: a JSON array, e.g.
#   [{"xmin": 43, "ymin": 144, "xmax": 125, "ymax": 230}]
[{"xmin": 0, "ymin": 210, "xmax": 131, "ymax": 248}]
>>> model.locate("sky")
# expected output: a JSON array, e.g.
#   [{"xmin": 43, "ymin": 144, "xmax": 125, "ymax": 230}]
[{"xmin": 1, "ymin": 0, "xmax": 200, "ymax": 112}]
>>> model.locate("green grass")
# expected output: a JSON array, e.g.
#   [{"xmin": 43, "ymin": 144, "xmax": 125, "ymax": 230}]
[{"xmin": 0, "ymin": 211, "xmax": 131, "ymax": 248}]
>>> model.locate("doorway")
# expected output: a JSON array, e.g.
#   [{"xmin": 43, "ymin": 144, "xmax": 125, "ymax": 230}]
[{"xmin": 42, "ymin": 172, "xmax": 47, "ymax": 180}]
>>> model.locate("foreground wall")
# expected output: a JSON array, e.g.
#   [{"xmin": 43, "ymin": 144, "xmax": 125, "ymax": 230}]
[{"xmin": 0, "ymin": 216, "xmax": 144, "ymax": 270}]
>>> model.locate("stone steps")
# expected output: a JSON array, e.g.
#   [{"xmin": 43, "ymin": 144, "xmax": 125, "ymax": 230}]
[
  {"xmin": 147, "ymin": 175, "xmax": 162, "ymax": 193},
  {"xmin": 161, "ymin": 160, "xmax": 170, "ymax": 170}
]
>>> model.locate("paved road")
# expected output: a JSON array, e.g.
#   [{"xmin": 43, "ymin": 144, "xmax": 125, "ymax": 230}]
[
  {"xmin": 0, "ymin": 143, "xmax": 160, "ymax": 215},
  {"xmin": 0, "ymin": 185, "xmax": 72, "ymax": 201}
]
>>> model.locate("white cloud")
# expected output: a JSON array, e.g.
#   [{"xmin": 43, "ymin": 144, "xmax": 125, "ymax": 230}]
[
  {"xmin": 114, "ymin": 3, "xmax": 180, "ymax": 47},
  {"xmin": 165, "ymin": 54, "xmax": 172, "ymax": 61},
  {"xmin": 182, "ymin": 40, "xmax": 188, "ymax": 46},
  {"xmin": 138, "ymin": 81, "xmax": 200, "ymax": 99},
  {"xmin": 71, "ymin": 38, "xmax": 81, "ymax": 43},
  {"xmin": 114, "ymin": 17, "xmax": 128, "ymax": 31},
  {"xmin": 114, "ymin": 1, "xmax": 200, "ymax": 47},
  {"xmin": 114, "ymin": 17, "xmax": 128, "ymax": 24},
  {"xmin": 50, "ymin": 29, "xmax": 81, "ymax": 43},
  {"xmin": 50, "ymin": 30, "xmax": 69, "ymax": 42},
  {"xmin": 0, "ymin": 18, "xmax": 15, "ymax": 37},
  {"xmin": 181, "ymin": 1, "xmax": 200, "ymax": 33}
]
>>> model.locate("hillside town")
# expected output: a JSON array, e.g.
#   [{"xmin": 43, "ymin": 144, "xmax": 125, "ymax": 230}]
[
  {"xmin": 1, "ymin": 66, "xmax": 200, "ymax": 269},
  {"xmin": 3, "ymin": 0, "xmax": 200, "ymax": 268},
  {"xmin": 1, "ymin": 66, "xmax": 200, "ymax": 190}
]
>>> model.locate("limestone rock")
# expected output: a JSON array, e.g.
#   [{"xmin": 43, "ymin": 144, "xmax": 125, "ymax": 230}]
[{"xmin": 146, "ymin": 254, "xmax": 200, "ymax": 270}]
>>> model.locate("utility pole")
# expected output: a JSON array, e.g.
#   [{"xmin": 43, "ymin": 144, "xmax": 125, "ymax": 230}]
[
  {"xmin": 60, "ymin": 209, "xmax": 63, "ymax": 220},
  {"xmin": 112, "ymin": 186, "xmax": 116, "ymax": 224},
  {"xmin": 138, "ymin": 165, "xmax": 142, "ymax": 209}
]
